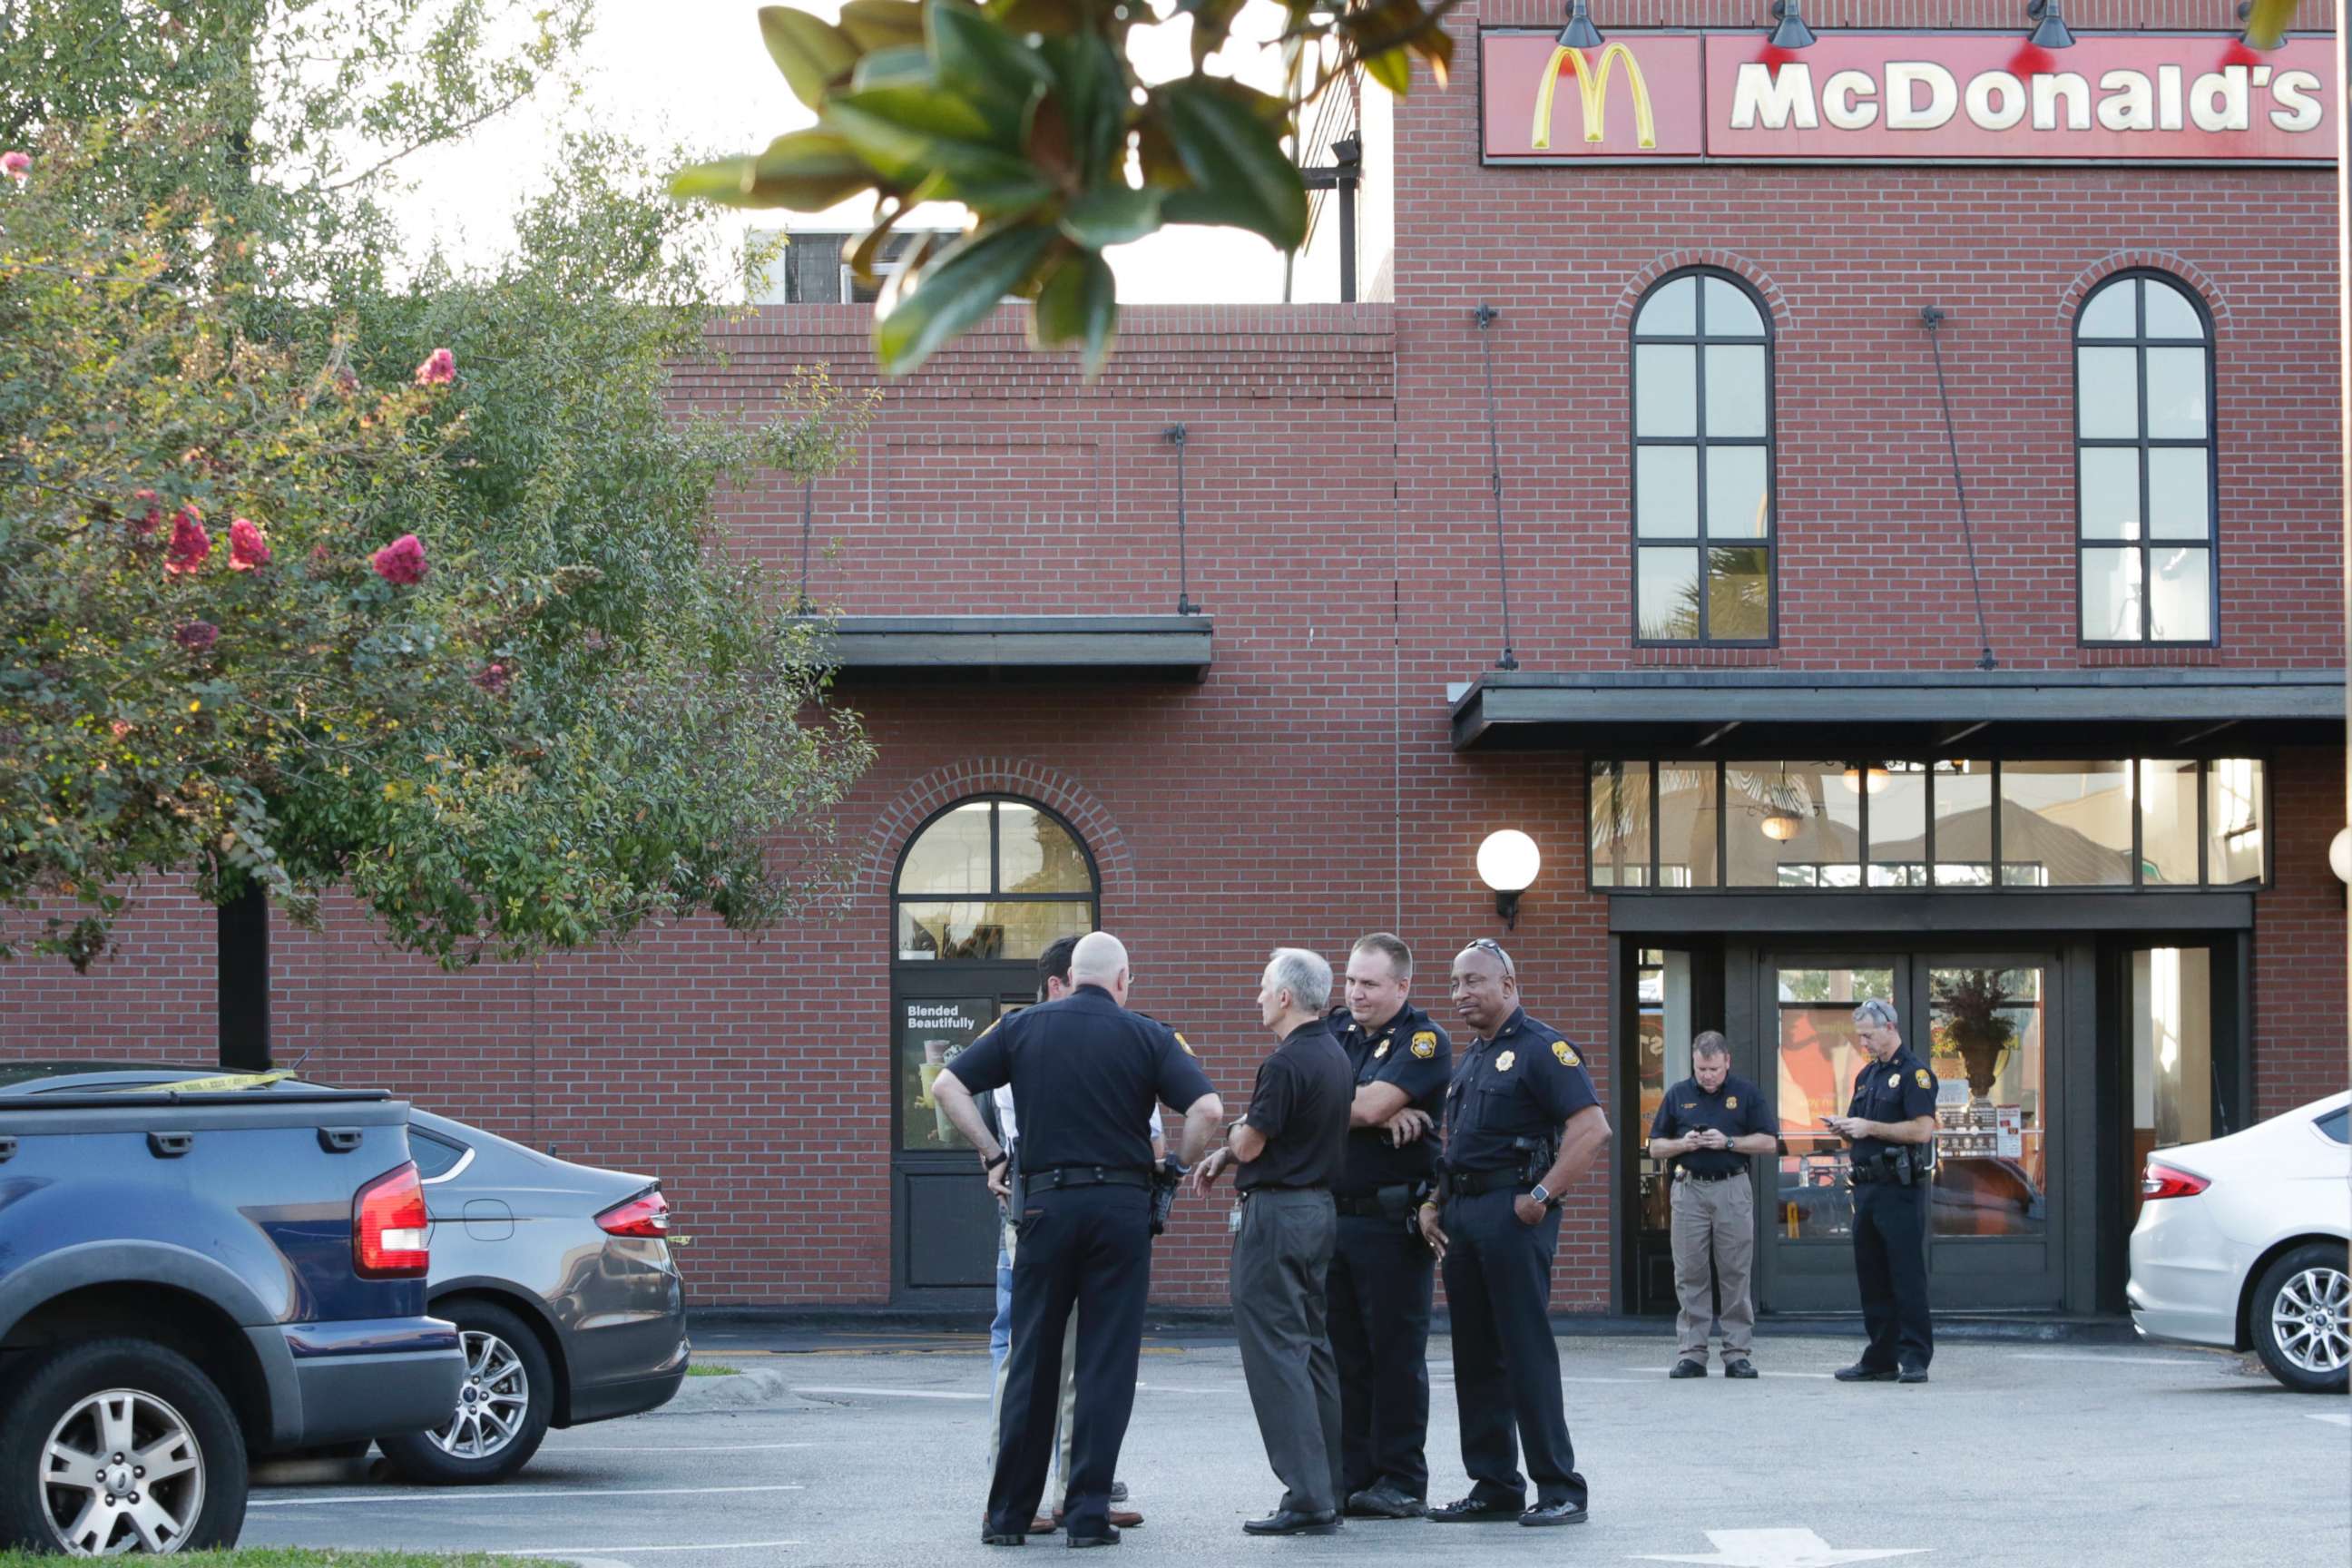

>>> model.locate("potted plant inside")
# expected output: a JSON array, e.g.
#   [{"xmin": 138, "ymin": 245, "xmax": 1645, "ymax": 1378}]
[{"xmin": 1931, "ymin": 968, "xmax": 2019, "ymax": 1109}]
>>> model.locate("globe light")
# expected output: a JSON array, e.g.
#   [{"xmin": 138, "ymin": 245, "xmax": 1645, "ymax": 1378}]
[
  {"xmin": 1477, "ymin": 829, "xmax": 1542, "ymax": 929},
  {"xmin": 1840, "ymin": 766, "xmax": 1892, "ymax": 796},
  {"xmin": 1760, "ymin": 808, "xmax": 1804, "ymax": 842},
  {"xmin": 2330, "ymin": 827, "xmax": 2351, "ymax": 886}
]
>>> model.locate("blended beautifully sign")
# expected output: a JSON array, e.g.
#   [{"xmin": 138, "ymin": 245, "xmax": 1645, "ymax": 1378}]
[{"xmin": 1481, "ymin": 30, "xmax": 2337, "ymax": 162}]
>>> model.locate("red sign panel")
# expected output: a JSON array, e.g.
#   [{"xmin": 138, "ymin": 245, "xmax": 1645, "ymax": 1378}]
[{"xmin": 1481, "ymin": 31, "xmax": 2338, "ymax": 163}]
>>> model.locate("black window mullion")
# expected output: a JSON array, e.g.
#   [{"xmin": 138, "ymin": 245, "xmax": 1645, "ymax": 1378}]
[
  {"xmin": 1857, "ymin": 760, "xmax": 1871, "ymax": 888},
  {"xmin": 1991, "ymin": 759, "xmax": 2004, "ymax": 887},
  {"xmin": 1715, "ymin": 760, "xmax": 1727, "ymax": 889},
  {"xmin": 988, "ymin": 799, "xmax": 1001, "ymax": 894},
  {"xmin": 1692, "ymin": 303, "xmax": 1711, "ymax": 642},
  {"xmin": 1651, "ymin": 760, "xmax": 1663, "ymax": 887},
  {"xmin": 1926, "ymin": 762, "xmax": 1938, "ymax": 886},
  {"xmin": 2130, "ymin": 759, "xmax": 2144, "ymax": 888}
]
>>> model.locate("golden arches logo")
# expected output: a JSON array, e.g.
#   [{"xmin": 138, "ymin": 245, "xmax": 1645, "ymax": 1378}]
[{"xmin": 1530, "ymin": 42, "xmax": 1657, "ymax": 150}]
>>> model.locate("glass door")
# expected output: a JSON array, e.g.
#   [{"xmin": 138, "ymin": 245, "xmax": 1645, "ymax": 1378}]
[
  {"xmin": 1757, "ymin": 958, "xmax": 1896, "ymax": 1311},
  {"xmin": 1919, "ymin": 959, "xmax": 2063, "ymax": 1308}
]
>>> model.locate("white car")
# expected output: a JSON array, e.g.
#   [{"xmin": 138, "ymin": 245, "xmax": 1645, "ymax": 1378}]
[{"xmin": 2128, "ymin": 1090, "xmax": 2350, "ymax": 1393}]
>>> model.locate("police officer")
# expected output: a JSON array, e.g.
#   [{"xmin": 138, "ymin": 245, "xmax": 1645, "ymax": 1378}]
[
  {"xmin": 1822, "ymin": 996, "xmax": 1938, "ymax": 1385},
  {"xmin": 1647, "ymin": 1030, "xmax": 1776, "ymax": 1379},
  {"xmin": 933, "ymin": 932, "xmax": 1224, "ymax": 1547},
  {"xmin": 1321, "ymin": 933, "xmax": 1450, "ymax": 1520},
  {"xmin": 1416, "ymin": 939, "xmax": 1609, "ymax": 1527}
]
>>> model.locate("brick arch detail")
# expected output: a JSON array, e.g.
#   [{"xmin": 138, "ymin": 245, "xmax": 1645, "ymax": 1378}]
[
  {"xmin": 1611, "ymin": 252, "xmax": 1796, "ymax": 335},
  {"xmin": 862, "ymin": 759, "xmax": 1135, "ymax": 904},
  {"xmin": 2059, "ymin": 252, "xmax": 2230, "ymax": 327}
]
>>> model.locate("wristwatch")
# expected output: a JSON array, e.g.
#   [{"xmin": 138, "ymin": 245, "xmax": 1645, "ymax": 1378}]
[
  {"xmin": 984, "ymin": 1151, "xmax": 1010, "ymax": 1171},
  {"xmin": 1527, "ymin": 1183, "xmax": 1553, "ymax": 1206}
]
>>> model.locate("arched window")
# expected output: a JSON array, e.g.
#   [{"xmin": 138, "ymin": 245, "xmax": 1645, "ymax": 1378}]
[
  {"xmin": 2075, "ymin": 272, "xmax": 2216, "ymax": 644},
  {"xmin": 1631, "ymin": 269, "xmax": 1776, "ymax": 644}
]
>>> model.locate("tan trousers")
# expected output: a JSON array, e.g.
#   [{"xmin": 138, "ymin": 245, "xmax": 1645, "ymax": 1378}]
[{"xmin": 1670, "ymin": 1176, "xmax": 1756, "ymax": 1359}]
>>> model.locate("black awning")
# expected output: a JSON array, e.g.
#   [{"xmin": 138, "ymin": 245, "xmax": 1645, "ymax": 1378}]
[
  {"xmin": 802, "ymin": 614, "xmax": 1213, "ymax": 681},
  {"xmin": 1449, "ymin": 668, "xmax": 2345, "ymax": 753}
]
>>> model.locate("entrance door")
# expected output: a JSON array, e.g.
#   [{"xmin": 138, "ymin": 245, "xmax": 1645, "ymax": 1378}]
[{"xmin": 1756, "ymin": 953, "xmax": 2064, "ymax": 1313}]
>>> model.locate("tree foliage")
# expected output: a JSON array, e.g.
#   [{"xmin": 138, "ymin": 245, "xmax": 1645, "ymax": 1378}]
[
  {"xmin": 0, "ymin": 6, "xmax": 880, "ymax": 971},
  {"xmin": 672, "ymin": 0, "xmax": 1458, "ymax": 377}
]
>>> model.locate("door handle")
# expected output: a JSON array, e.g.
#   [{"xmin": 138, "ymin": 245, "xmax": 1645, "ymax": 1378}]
[{"xmin": 148, "ymin": 1131, "xmax": 194, "ymax": 1159}]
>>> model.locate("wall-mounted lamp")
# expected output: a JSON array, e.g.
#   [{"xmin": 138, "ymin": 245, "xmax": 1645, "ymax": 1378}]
[
  {"xmin": 1478, "ymin": 829, "xmax": 1543, "ymax": 929},
  {"xmin": 2329, "ymin": 827, "xmax": 2350, "ymax": 886},
  {"xmin": 1767, "ymin": 0, "xmax": 1817, "ymax": 50},
  {"xmin": 2024, "ymin": 0, "xmax": 2075, "ymax": 50},
  {"xmin": 1556, "ymin": 0, "xmax": 1602, "ymax": 51},
  {"xmin": 2239, "ymin": 0, "xmax": 2294, "ymax": 52}
]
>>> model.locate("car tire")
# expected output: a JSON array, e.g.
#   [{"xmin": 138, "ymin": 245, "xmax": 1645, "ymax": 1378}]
[
  {"xmin": 377, "ymin": 1301, "xmax": 554, "ymax": 1485},
  {"xmin": 2250, "ymin": 1242, "xmax": 2352, "ymax": 1395},
  {"xmin": 0, "ymin": 1338, "xmax": 248, "ymax": 1554}
]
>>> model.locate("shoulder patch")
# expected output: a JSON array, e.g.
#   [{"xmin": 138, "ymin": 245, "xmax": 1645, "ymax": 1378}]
[
  {"xmin": 1552, "ymin": 1039, "xmax": 1579, "ymax": 1067},
  {"xmin": 1174, "ymin": 1031, "xmax": 1196, "ymax": 1057},
  {"xmin": 1411, "ymin": 1031, "xmax": 1438, "ymax": 1059},
  {"xmin": 1915, "ymin": 1068, "xmax": 1930, "ymax": 1089}
]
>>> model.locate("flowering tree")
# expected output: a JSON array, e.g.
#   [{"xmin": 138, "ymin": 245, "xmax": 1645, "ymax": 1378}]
[{"xmin": 2, "ymin": 35, "xmax": 877, "ymax": 1063}]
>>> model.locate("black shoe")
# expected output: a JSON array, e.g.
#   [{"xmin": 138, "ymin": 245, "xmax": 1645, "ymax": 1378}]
[
  {"xmin": 1429, "ymin": 1494, "xmax": 1523, "ymax": 1523},
  {"xmin": 981, "ymin": 1530, "xmax": 1026, "ymax": 1546},
  {"xmin": 1723, "ymin": 1357, "xmax": 1759, "ymax": 1379},
  {"xmin": 1898, "ymin": 1365, "xmax": 1930, "ymax": 1384},
  {"xmin": 1110, "ymin": 1480, "xmax": 1129, "ymax": 1503},
  {"xmin": 1244, "ymin": 1509, "xmax": 1340, "ymax": 1536},
  {"xmin": 1520, "ymin": 1498, "xmax": 1589, "ymax": 1527},
  {"xmin": 1834, "ymin": 1362, "xmax": 1899, "ymax": 1382},
  {"xmin": 1066, "ymin": 1525, "xmax": 1121, "ymax": 1549},
  {"xmin": 1670, "ymin": 1357, "xmax": 1707, "ymax": 1378},
  {"xmin": 1345, "ymin": 1484, "xmax": 1426, "ymax": 1519}
]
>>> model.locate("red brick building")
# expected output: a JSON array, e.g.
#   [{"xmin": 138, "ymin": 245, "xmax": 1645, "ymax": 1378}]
[{"xmin": 5, "ymin": 1, "xmax": 2344, "ymax": 1320}]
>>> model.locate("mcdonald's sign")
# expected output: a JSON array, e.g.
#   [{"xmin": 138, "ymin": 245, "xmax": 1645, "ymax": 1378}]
[
  {"xmin": 1484, "ymin": 32, "xmax": 1706, "ymax": 159},
  {"xmin": 1531, "ymin": 43, "xmax": 1661, "ymax": 150}
]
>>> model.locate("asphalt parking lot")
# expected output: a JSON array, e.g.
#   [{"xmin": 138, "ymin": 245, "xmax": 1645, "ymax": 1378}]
[{"xmin": 240, "ymin": 1330, "xmax": 2350, "ymax": 1568}]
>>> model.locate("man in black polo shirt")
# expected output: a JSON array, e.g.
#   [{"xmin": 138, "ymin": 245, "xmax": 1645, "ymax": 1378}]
[
  {"xmin": 1323, "ymin": 933, "xmax": 1451, "ymax": 1520},
  {"xmin": 1647, "ymin": 1030, "xmax": 1777, "ymax": 1379},
  {"xmin": 933, "ymin": 932, "xmax": 1224, "ymax": 1548},
  {"xmin": 1189, "ymin": 946, "xmax": 1353, "ymax": 1536}
]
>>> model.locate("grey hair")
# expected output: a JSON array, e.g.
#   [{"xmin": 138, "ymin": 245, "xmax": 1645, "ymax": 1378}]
[
  {"xmin": 1265, "ymin": 947, "xmax": 1334, "ymax": 1013},
  {"xmin": 1691, "ymin": 1030, "xmax": 1730, "ymax": 1060},
  {"xmin": 1852, "ymin": 998, "xmax": 1899, "ymax": 1029}
]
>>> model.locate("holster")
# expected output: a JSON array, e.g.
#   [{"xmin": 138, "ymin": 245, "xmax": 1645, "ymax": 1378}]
[
  {"xmin": 1148, "ymin": 1156, "xmax": 1185, "ymax": 1236},
  {"xmin": 1004, "ymin": 1137, "xmax": 1026, "ymax": 1216}
]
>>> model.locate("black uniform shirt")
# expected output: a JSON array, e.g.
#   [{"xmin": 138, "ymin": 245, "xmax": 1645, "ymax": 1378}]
[
  {"xmin": 1442, "ymin": 1007, "xmax": 1600, "ymax": 1174},
  {"xmin": 1326, "ymin": 1002, "xmax": 1452, "ymax": 1195},
  {"xmin": 1846, "ymin": 1046, "xmax": 1940, "ymax": 1164},
  {"xmin": 1648, "ymin": 1072, "xmax": 1771, "ymax": 1178},
  {"xmin": 949, "ymin": 984, "xmax": 1214, "ymax": 1175},
  {"xmin": 1236, "ymin": 1018, "xmax": 1352, "ymax": 1192}
]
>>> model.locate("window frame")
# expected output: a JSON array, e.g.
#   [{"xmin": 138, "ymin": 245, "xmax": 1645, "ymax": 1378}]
[
  {"xmin": 1628, "ymin": 267, "xmax": 1779, "ymax": 649},
  {"xmin": 1585, "ymin": 755, "xmax": 2270, "ymax": 894},
  {"xmin": 889, "ymin": 794, "xmax": 1101, "ymax": 966},
  {"xmin": 2073, "ymin": 270, "xmax": 2220, "ymax": 649}
]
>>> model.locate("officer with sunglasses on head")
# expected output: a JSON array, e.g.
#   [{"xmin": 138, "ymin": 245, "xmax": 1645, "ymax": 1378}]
[{"xmin": 1416, "ymin": 939, "xmax": 1611, "ymax": 1529}]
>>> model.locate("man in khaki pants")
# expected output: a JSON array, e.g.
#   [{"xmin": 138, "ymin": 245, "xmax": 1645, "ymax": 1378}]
[{"xmin": 1647, "ymin": 1032, "xmax": 1776, "ymax": 1378}]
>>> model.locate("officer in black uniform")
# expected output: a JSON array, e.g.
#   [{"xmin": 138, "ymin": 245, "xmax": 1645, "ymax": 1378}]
[
  {"xmin": 1823, "ymin": 996, "xmax": 1939, "ymax": 1385},
  {"xmin": 1321, "ymin": 933, "xmax": 1450, "ymax": 1520},
  {"xmin": 1417, "ymin": 939, "xmax": 1611, "ymax": 1528},
  {"xmin": 932, "ymin": 932, "xmax": 1223, "ymax": 1547}
]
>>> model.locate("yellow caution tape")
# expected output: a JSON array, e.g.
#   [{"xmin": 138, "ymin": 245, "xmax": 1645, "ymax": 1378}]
[{"xmin": 111, "ymin": 1070, "xmax": 299, "ymax": 1093}]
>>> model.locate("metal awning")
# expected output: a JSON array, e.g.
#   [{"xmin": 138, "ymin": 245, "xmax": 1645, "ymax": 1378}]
[
  {"xmin": 803, "ymin": 614, "xmax": 1213, "ymax": 681},
  {"xmin": 1449, "ymin": 668, "xmax": 2346, "ymax": 752}
]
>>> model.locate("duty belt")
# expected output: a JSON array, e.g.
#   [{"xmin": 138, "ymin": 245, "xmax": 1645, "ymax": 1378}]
[
  {"xmin": 1031, "ymin": 1165, "xmax": 1152, "ymax": 1191},
  {"xmin": 1333, "ymin": 1191, "xmax": 1389, "ymax": 1217},
  {"xmin": 1675, "ymin": 1167, "xmax": 1743, "ymax": 1183},
  {"xmin": 1446, "ymin": 1167, "xmax": 1524, "ymax": 1198}
]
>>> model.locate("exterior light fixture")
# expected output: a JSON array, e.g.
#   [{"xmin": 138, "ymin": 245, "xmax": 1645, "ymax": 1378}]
[
  {"xmin": 1768, "ymin": 0, "xmax": 1817, "ymax": 50},
  {"xmin": 1477, "ymin": 829, "xmax": 1542, "ymax": 929},
  {"xmin": 2238, "ymin": 0, "xmax": 2293, "ymax": 52},
  {"xmin": 1840, "ymin": 766, "xmax": 1892, "ymax": 796},
  {"xmin": 1759, "ymin": 807, "xmax": 1805, "ymax": 842},
  {"xmin": 1556, "ymin": 0, "xmax": 1602, "ymax": 51},
  {"xmin": 2330, "ymin": 827, "xmax": 2351, "ymax": 886},
  {"xmin": 2024, "ymin": 0, "xmax": 2075, "ymax": 49}
]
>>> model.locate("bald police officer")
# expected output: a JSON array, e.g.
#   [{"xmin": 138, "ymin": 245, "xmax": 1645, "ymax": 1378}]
[
  {"xmin": 933, "ymin": 933, "xmax": 1224, "ymax": 1547},
  {"xmin": 1417, "ymin": 940, "xmax": 1610, "ymax": 1527},
  {"xmin": 1823, "ymin": 996, "xmax": 1938, "ymax": 1386}
]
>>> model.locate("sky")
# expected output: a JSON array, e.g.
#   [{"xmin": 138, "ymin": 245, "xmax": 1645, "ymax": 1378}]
[{"xmin": 377, "ymin": 0, "xmax": 1320, "ymax": 303}]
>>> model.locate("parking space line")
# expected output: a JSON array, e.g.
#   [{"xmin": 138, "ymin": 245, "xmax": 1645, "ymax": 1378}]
[
  {"xmin": 2307, "ymin": 1412, "xmax": 2351, "ymax": 1428},
  {"xmin": 790, "ymin": 1385, "xmax": 988, "ymax": 1400},
  {"xmin": 2007, "ymin": 1351, "xmax": 2217, "ymax": 1366},
  {"xmin": 490, "ymin": 1543, "xmax": 803, "ymax": 1556},
  {"xmin": 554, "ymin": 1442, "xmax": 818, "ymax": 1453},
  {"xmin": 250, "ymin": 1484, "xmax": 804, "ymax": 1508}
]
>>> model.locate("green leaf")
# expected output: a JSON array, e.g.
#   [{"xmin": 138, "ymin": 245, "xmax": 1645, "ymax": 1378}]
[
  {"xmin": 838, "ymin": 0, "xmax": 927, "ymax": 51},
  {"xmin": 1180, "ymin": 0, "xmax": 1250, "ymax": 68},
  {"xmin": 824, "ymin": 96, "xmax": 1055, "ymax": 211},
  {"xmin": 758, "ymin": 7, "xmax": 859, "ymax": 110},
  {"xmin": 929, "ymin": 0, "xmax": 1053, "ymax": 107},
  {"xmin": 1155, "ymin": 83, "xmax": 1308, "ymax": 249},
  {"xmin": 875, "ymin": 224, "xmax": 1056, "ymax": 375},
  {"xmin": 668, "ymin": 132, "xmax": 877, "ymax": 211},
  {"xmin": 1032, "ymin": 250, "xmax": 1117, "ymax": 379},
  {"xmin": 1039, "ymin": 32, "xmax": 1127, "ymax": 185},
  {"xmin": 851, "ymin": 44, "xmax": 935, "ymax": 92},
  {"xmin": 1057, "ymin": 185, "xmax": 1161, "ymax": 250},
  {"xmin": 1363, "ymin": 44, "xmax": 1412, "ymax": 97}
]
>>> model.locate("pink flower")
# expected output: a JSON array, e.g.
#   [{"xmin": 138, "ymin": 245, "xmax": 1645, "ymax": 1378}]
[
  {"xmin": 414, "ymin": 348, "xmax": 456, "ymax": 387},
  {"xmin": 132, "ymin": 489, "xmax": 163, "ymax": 536},
  {"xmin": 173, "ymin": 621, "xmax": 219, "ymax": 653},
  {"xmin": 370, "ymin": 533, "xmax": 427, "ymax": 585},
  {"xmin": 1, "ymin": 152, "xmax": 28, "ymax": 182},
  {"xmin": 163, "ymin": 507, "xmax": 210, "ymax": 574},
  {"xmin": 472, "ymin": 661, "xmax": 513, "ymax": 695},
  {"xmin": 228, "ymin": 516, "xmax": 270, "ymax": 572},
  {"xmin": 109, "ymin": 719, "xmax": 133, "ymax": 740}
]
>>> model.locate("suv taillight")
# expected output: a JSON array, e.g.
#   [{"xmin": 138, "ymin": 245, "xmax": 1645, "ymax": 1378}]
[
  {"xmin": 354, "ymin": 1162, "xmax": 430, "ymax": 1277},
  {"xmin": 2141, "ymin": 1160, "xmax": 2210, "ymax": 1200},
  {"xmin": 597, "ymin": 1188, "xmax": 670, "ymax": 1239}
]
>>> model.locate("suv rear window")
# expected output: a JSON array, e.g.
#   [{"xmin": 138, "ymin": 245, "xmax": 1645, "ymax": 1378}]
[
  {"xmin": 2318, "ymin": 1108, "xmax": 2349, "ymax": 1146},
  {"xmin": 410, "ymin": 1128, "xmax": 470, "ymax": 1180}
]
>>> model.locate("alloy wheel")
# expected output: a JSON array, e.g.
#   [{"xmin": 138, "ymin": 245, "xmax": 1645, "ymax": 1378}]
[
  {"xmin": 2271, "ymin": 1265, "xmax": 2352, "ymax": 1375},
  {"xmin": 40, "ymin": 1387, "xmax": 207, "ymax": 1555},
  {"xmin": 428, "ymin": 1330, "xmax": 533, "ymax": 1460}
]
